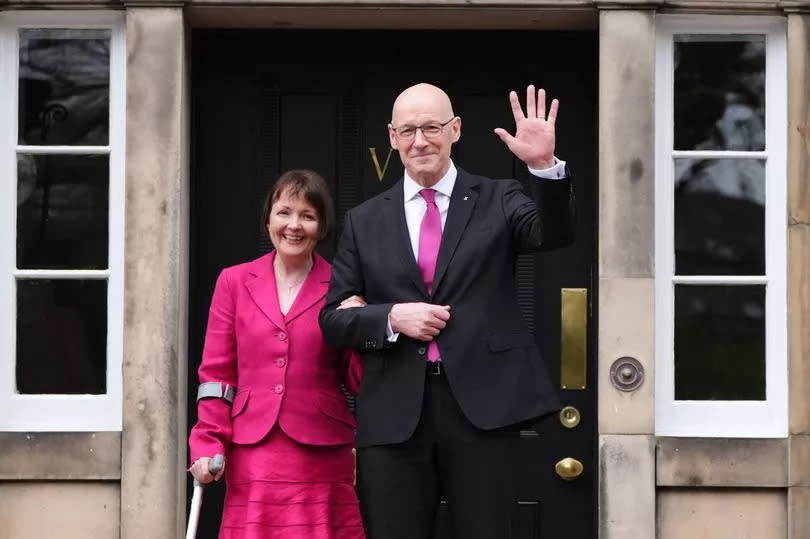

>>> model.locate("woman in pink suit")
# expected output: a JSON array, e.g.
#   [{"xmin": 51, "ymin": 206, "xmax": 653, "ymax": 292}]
[{"xmin": 188, "ymin": 169, "xmax": 364, "ymax": 539}]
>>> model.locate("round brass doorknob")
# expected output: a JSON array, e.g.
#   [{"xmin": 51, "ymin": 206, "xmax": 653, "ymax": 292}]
[{"xmin": 555, "ymin": 457, "xmax": 584, "ymax": 481}]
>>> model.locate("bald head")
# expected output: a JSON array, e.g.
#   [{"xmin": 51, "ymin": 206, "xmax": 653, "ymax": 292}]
[
  {"xmin": 391, "ymin": 83, "xmax": 455, "ymax": 126},
  {"xmin": 388, "ymin": 83, "xmax": 461, "ymax": 187}
]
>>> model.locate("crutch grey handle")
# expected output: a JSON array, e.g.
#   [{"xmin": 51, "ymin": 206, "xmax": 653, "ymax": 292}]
[
  {"xmin": 192, "ymin": 453, "xmax": 225, "ymax": 488},
  {"xmin": 210, "ymin": 453, "xmax": 225, "ymax": 473},
  {"xmin": 186, "ymin": 453, "xmax": 225, "ymax": 539}
]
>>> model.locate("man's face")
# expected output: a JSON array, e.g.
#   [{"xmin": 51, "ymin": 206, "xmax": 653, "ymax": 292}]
[{"xmin": 388, "ymin": 94, "xmax": 460, "ymax": 187}]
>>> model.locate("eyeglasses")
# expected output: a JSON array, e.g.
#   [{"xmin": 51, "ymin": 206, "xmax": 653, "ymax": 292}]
[{"xmin": 390, "ymin": 118, "xmax": 455, "ymax": 141}]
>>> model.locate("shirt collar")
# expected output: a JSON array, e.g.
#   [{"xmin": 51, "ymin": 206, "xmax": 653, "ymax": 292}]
[{"xmin": 403, "ymin": 161, "xmax": 457, "ymax": 202}]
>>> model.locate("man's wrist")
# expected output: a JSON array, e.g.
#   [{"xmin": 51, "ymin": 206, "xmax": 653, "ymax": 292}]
[
  {"xmin": 528, "ymin": 157, "xmax": 566, "ymax": 180},
  {"xmin": 388, "ymin": 304, "xmax": 400, "ymax": 333},
  {"xmin": 528, "ymin": 157, "xmax": 555, "ymax": 170},
  {"xmin": 386, "ymin": 305, "xmax": 401, "ymax": 342}
]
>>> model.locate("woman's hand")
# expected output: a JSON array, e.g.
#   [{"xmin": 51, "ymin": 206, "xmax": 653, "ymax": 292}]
[
  {"xmin": 337, "ymin": 295, "xmax": 367, "ymax": 310},
  {"xmin": 189, "ymin": 456, "xmax": 225, "ymax": 484}
]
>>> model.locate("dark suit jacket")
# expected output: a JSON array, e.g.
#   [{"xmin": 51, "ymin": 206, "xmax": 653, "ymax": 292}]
[{"xmin": 319, "ymin": 167, "xmax": 576, "ymax": 448}]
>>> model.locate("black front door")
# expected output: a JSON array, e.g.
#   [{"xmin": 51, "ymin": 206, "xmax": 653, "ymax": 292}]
[{"xmin": 189, "ymin": 29, "xmax": 597, "ymax": 538}]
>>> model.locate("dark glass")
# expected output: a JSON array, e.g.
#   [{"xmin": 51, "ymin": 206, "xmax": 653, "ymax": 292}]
[
  {"xmin": 674, "ymin": 285, "xmax": 765, "ymax": 400},
  {"xmin": 18, "ymin": 29, "xmax": 110, "ymax": 146},
  {"xmin": 674, "ymin": 35, "xmax": 765, "ymax": 151},
  {"xmin": 674, "ymin": 158, "xmax": 765, "ymax": 275},
  {"xmin": 16, "ymin": 279, "xmax": 107, "ymax": 394},
  {"xmin": 17, "ymin": 154, "xmax": 109, "ymax": 269}
]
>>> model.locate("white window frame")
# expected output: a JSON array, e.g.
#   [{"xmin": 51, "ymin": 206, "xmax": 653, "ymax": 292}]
[
  {"xmin": 655, "ymin": 15, "xmax": 787, "ymax": 438},
  {"xmin": 0, "ymin": 11, "xmax": 125, "ymax": 431}
]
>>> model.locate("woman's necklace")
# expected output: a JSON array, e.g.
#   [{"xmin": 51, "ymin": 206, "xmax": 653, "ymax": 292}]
[
  {"xmin": 274, "ymin": 257, "xmax": 313, "ymax": 294},
  {"xmin": 283, "ymin": 273, "xmax": 308, "ymax": 293}
]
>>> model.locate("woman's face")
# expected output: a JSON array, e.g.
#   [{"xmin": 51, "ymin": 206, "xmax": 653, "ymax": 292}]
[{"xmin": 267, "ymin": 189, "xmax": 320, "ymax": 259}]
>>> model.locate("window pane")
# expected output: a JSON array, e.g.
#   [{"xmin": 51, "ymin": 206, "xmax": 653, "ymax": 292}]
[
  {"xmin": 675, "ymin": 285, "xmax": 765, "ymax": 400},
  {"xmin": 17, "ymin": 154, "xmax": 109, "ymax": 269},
  {"xmin": 674, "ymin": 158, "xmax": 764, "ymax": 275},
  {"xmin": 16, "ymin": 279, "xmax": 107, "ymax": 394},
  {"xmin": 18, "ymin": 29, "xmax": 110, "ymax": 146},
  {"xmin": 674, "ymin": 35, "xmax": 765, "ymax": 151}
]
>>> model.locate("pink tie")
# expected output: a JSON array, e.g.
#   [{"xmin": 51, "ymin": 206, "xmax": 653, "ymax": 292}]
[{"xmin": 417, "ymin": 189, "xmax": 442, "ymax": 362}]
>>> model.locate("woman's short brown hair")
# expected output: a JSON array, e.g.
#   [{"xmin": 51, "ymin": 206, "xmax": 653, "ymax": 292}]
[{"xmin": 261, "ymin": 169, "xmax": 335, "ymax": 241}]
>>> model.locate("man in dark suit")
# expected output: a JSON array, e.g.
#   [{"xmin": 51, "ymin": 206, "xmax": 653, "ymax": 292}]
[{"xmin": 319, "ymin": 83, "xmax": 575, "ymax": 539}]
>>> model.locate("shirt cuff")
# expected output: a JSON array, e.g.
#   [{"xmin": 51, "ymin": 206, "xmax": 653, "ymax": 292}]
[
  {"xmin": 528, "ymin": 157, "xmax": 566, "ymax": 180},
  {"xmin": 386, "ymin": 315, "xmax": 399, "ymax": 342}
]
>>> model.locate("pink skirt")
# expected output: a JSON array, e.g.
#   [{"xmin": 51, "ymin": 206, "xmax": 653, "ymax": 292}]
[{"xmin": 219, "ymin": 426, "xmax": 365, "ymax": 539}]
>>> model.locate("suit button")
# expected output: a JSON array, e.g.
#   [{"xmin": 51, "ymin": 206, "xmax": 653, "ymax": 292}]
[
  {"xmin": 417, "ymin": 347, "xmax": 426, "ymax": 355},
  {"xmin": 274, "ymin": 384, "xmax": 284, "ymax": 394},
  {"xmin": 278, "ymin": 332, "xmax": 287, "ymax": 341},
  {"xmin": 276, "ymin": 357, "xmax": 287, "ymax": 368}
]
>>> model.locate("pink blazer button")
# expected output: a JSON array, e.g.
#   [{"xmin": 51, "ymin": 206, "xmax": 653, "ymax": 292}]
[
  {"xmin": 274, "ymin": 384, "xmax": 284, "ymax": 394},
  {"xmin": 276, "ymin": 357, "xmax": 287, "ymax": 368},
  {"xmin": 278, "ymin": 332, "xmax": 287, "ymax": 340}
]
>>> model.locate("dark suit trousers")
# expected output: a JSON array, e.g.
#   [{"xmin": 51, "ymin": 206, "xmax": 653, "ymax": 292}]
[{"xmin": 356, "ymin": 364, "xmax": 520, "ymax": 539}]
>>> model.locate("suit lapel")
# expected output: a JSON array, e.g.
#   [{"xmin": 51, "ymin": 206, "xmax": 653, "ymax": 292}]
[
  {"xmin": 385, "ymin": 179, "xmax": 428, "ymax": 295},
  {"xmin": 432, "ymin": 169, "xmax": 479, "ymax": 295},
  {"xmin": 284, "ymin": 252, "xmax": 330, "ymax": 325},
  {"xmin": 245, "ymin": 252, "xmax": 286, "ymax": 331}
]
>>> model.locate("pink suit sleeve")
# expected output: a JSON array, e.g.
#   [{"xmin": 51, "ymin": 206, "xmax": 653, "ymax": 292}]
[
  {"xmin": 341, "ymin": 349, "xmax": 363, "ymax": 395},
  {"xmin": 188, "ymin": 269, "xmax": 238, "ymax": 463}
]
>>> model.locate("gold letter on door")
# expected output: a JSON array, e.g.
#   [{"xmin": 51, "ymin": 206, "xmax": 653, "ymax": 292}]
[{"xmin": 369, "ymin": 147, "xmax": 394, "ymax": 182}]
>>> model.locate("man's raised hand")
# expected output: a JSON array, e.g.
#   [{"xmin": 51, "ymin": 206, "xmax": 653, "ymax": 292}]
[{"xmin": 494, "ymin": 85, "xmax": 558, "ymax": 170}]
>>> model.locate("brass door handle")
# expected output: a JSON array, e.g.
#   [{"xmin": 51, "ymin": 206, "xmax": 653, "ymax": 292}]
[{"xmin": 555, "ymin": 457, "xmax": 584, "ymax": 481}]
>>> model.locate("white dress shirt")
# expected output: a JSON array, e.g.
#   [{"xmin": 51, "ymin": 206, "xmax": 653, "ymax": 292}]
[{"xmin": 387, "ymin": 157, "xmax": 567, "ymax": 340}]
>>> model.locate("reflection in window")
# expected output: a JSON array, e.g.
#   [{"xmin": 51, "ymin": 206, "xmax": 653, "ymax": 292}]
[
  {"xmin": 17, "ymin": 154, "xmax": 109, "ymax": 270},
  {"xmin": 16, "ymin": 279, "xmax": 107, "ymax": 394},
  {"xmin": 674, "ymin": 35, "xmax": 765, "ymax": 151},
  {"xmin": 18, "ymin": 28, "xmax": 110, "ymax": 146},
  {"xmin": 674, "ymin": 158, "xmax": 764, "ymax": 275},
  {"xmin": 674, "ymin": 285, "xmax": 765, "ymax": 401}
]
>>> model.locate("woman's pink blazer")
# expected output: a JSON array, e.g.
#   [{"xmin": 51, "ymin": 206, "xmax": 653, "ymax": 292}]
[{"xmin": 189, "ymin": 251, "xmax": 360, "ymax": 462}]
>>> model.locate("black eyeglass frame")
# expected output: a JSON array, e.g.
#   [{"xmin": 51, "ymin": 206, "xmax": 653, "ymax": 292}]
[{"xmin": 389, "ymin": 117, "xmax": 456, "ymax": 140}]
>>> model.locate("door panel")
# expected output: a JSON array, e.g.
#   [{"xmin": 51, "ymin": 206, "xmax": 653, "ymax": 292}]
[{"xmin": 190, "ymin": 29, "xmax": 597, "ymax": 538}]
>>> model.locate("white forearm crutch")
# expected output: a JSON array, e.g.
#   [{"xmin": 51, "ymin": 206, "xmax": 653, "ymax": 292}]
[{"xmin": 185, "ymin": 454, "xmax": 224, "ymax": 539}]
